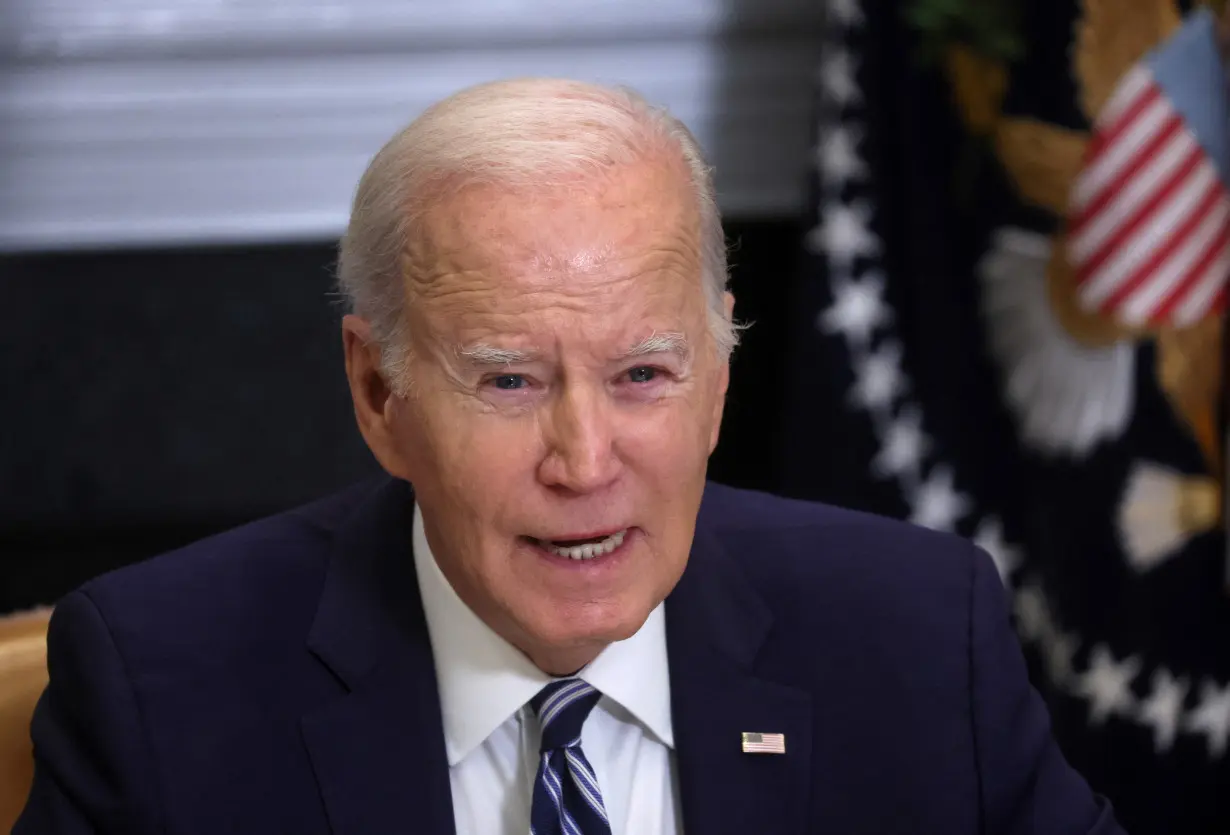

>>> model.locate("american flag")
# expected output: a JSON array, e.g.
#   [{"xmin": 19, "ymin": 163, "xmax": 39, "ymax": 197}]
[
  {"xmin": 1067, "ymin": 15, "xmax": 1230, "ymax": 329},
  {"xmin": 741, "ymin": 732, "xmax": 786, "ymax": 754}
]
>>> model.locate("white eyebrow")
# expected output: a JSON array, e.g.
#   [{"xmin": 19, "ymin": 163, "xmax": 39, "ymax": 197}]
[
  {"xmin": 457, "ymin": 344, "xmax": 536, "ymax": 366},
  {"xmin": 624, "ymin": 332, "xmax": 693, "ymax": 356},
  {"xmin": 457, "ymin": 332, "xmax": 690, "ymax": 367},
  {"xmin": 621, "ymin": 332, "xmax": 690, "ymax": 362}
]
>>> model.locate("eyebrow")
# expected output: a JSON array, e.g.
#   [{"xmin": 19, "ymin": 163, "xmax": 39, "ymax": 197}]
[
  {"xmin": 620, "ymin": 331, "xmax": 690, "ymax": 362},
  {"xmin": 456, "ymin": 344, "xmax": 536, "ymax": 366},
  {"xmin": 455, "ymin": 331, "xmax": 691, "ymax": 368}
]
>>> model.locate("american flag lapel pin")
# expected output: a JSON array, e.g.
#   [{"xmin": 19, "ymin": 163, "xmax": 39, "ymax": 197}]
[{"xmin": 741, "ymin": 732, "xmax": 786, "ymax": 754}]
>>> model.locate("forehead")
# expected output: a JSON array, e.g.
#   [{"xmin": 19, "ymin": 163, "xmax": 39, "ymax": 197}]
[{"xmin": 403, "ymin": 162, "xmax": 705, "ymax": 319}]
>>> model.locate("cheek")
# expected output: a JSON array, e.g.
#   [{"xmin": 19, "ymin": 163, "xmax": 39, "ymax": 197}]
[
  {"xmin": 457, "ymin": 426, "xmax": 542, "ymax": 493},
  {"xmin": 402, "ymin": 404, "xmax": 542, "ymax": 498},
  {"xmin": 621, "ymin": 399, "xmax": 714, "ymax": 475}
]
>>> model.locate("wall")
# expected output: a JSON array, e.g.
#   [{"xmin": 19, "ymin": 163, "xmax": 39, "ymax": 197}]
[{"xmin": 1, "ymin": 0, "xmax": 822, "ymax": 252}]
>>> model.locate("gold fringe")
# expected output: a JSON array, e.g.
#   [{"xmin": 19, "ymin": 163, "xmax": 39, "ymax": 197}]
[
  {"xmin": 1156, "ymin": 319, "xmax": 1224, "ymax": 475},
  {"xmin": 1176, "ymin": 475, "xmax": 1223, "ymax": 532}
]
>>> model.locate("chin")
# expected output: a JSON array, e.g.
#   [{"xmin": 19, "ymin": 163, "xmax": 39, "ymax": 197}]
[{"xmin": 530, "ymin": 599, "xmax": 649, "ymax": 653}]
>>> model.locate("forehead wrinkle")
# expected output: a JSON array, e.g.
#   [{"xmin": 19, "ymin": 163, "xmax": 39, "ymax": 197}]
[
  {"xmin": 406, "ymin": 187, "xmax": 701, "ymax": 299},
  {"xmin": 401, "ymin": 170, "xmax": 709, "ymax": 351},
  {"xmin": 528, "ymin": 242, "xmax": 616, "ymax": 277}
]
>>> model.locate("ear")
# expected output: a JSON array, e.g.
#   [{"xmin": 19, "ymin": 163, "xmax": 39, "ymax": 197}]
[
  {"xmin": 708, "ymin": 291, "xmax": 736, "ymax": 454},
  {"xmin": 341, "ymin": 314, "xmax": 412, "ymax": 479}
]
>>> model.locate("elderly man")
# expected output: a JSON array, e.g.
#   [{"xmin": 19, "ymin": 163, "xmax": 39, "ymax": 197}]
[{"xmin": 16, "ymin": 79, "xmax": 1124, "ymax": 834}]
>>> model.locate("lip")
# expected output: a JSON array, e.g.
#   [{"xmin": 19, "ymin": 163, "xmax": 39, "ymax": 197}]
[{"xmin": 531, "ymin": 528, "xmax": 628, "ymax": 543}]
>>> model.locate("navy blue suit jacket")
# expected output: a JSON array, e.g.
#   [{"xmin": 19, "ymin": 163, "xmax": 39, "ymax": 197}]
[{"xmin": 16, "ymin": 478, "xmax": 1125, "ymax": 834}]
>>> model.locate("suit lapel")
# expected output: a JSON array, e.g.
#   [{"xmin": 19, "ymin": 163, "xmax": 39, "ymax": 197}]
[
  {"xmin": 667, "ymin": 523, "xmax": 813, "ymax": 835},
  {"xmin": 301, "ymin": 478, "xmax": 456, "ymax": 835}
]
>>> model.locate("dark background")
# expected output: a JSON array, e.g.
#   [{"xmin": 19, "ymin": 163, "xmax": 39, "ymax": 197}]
[{"xmin": 0, "ymin": 216, "xmax": 832, "ymax": 614}]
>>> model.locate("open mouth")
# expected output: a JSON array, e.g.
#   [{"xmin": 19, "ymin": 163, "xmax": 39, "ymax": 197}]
[{"xmin": 527, "ymin": 529, "xmax": 628, "ymax": 561}]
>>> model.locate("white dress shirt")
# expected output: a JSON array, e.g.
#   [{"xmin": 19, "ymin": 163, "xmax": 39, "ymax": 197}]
[{"xmin": 412, "ymin": 504, "xmax": 683, "ymax": 835}]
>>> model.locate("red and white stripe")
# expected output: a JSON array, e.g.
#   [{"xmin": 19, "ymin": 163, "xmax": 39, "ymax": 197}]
[{"xmin": 1067, "ymin": 64, "xmax": 1230, "ymax": 328}]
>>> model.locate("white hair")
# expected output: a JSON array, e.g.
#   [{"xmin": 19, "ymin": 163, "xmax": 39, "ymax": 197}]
[{"xmin": 336, "ymin": 77, "xmax": 741, "ymax": 392}]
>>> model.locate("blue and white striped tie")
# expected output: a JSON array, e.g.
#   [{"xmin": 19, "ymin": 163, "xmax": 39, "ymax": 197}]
[{"xmin": 529, "ymin": 678, "xmax": 613, "ymax": 835}]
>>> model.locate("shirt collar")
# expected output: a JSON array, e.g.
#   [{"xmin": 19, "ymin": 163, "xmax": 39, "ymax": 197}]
[{"xmin": 411, "ymin": 502, "xmax": 674, "ymax": 765}]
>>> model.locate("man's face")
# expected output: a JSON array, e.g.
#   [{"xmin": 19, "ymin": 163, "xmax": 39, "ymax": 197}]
[{"xmin": 353, "ymin": 160, "xmax": 731, "ymax": 674}]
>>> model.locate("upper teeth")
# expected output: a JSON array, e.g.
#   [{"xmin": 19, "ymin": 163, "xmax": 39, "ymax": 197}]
[{"xmin": 542, "ymin": 530, "xmax": 627, "ymax": 560}]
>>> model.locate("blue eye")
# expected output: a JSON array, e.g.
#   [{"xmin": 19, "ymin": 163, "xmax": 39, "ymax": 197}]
[
  {"xmin": 627, "ymin": 366, "xmax": 658, "ymax": 383},
  {"xmin": 492, "ymin": 374, "xmax": 527, "ymax": 390}
]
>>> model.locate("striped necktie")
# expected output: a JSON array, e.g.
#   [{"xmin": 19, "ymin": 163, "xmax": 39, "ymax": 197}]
[{"xmin": 529, "ymin": 678, "xmax": 613, "ymax": 835}]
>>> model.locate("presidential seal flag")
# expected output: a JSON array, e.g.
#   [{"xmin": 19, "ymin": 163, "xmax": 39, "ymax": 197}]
[{"xmin": 778, "ymin": 1, "xmax": 1230, "ymax": 833}]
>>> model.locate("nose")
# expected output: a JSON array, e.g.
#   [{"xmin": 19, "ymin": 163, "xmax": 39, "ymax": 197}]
[{"xmin": 537, "ymin": 382, "xmax": 622, "ymax": 494}]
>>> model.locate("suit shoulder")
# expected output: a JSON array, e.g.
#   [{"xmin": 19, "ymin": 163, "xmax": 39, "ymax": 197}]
[
  {"xmin": 699, "ymin": 482, "xmax": 981, "ymax": 618},
  {"xmin": 700, "ymin": 481, "xmax": 881, "ymax": 534},
  {"xmin": 73, "ymin": 478, "xmax": 383, "ymax": 664},
  {"xmin": 700, "ymin": 481, "xmax": 971, "ymax": 554}
]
